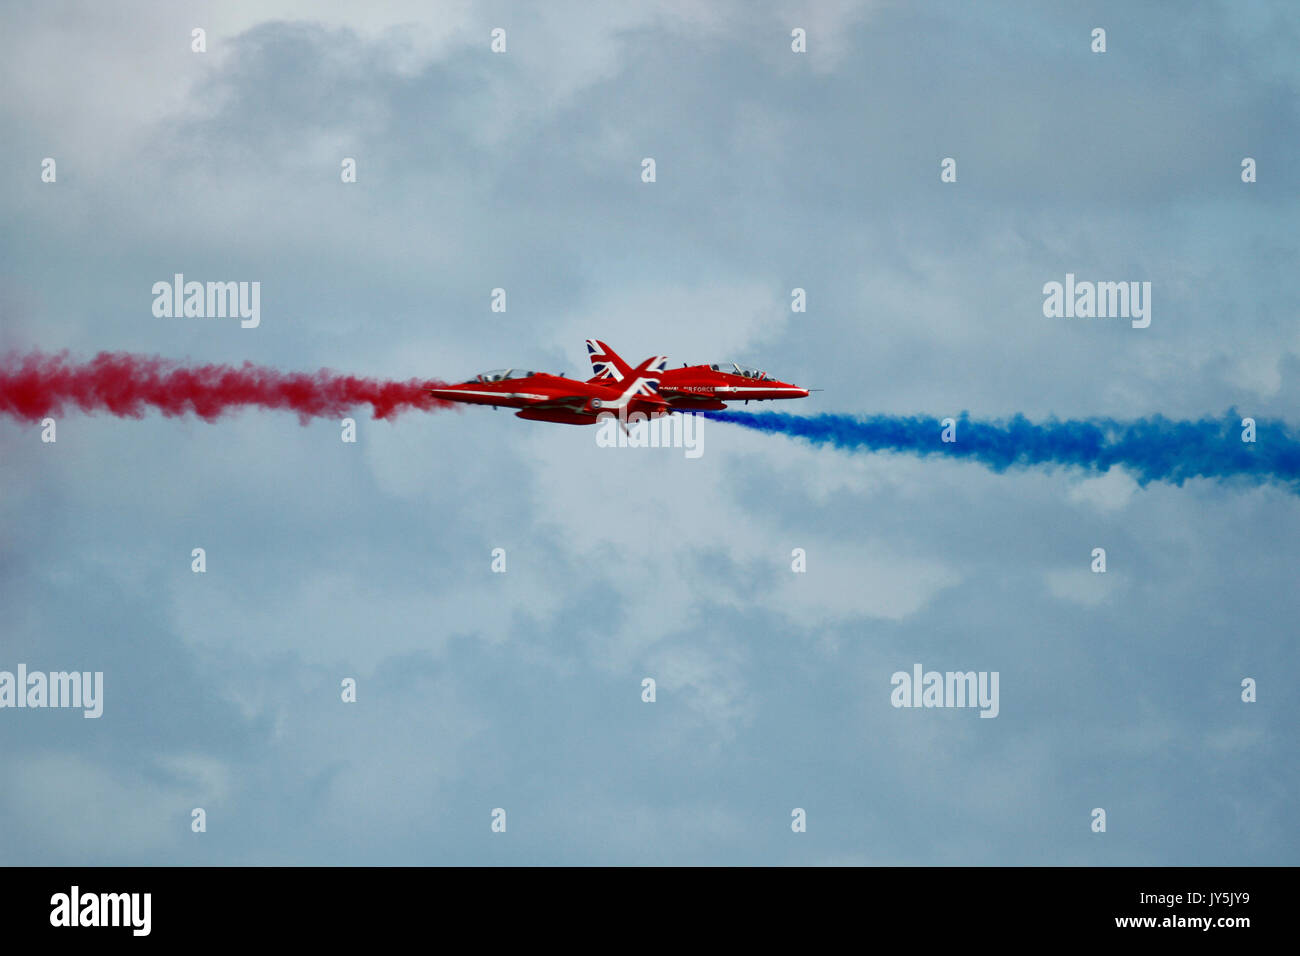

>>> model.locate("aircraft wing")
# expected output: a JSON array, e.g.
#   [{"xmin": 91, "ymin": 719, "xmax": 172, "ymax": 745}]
[
  {"xmin": 516, "ymin": 396, "xmax": 591, "ymax": 412},
  {"xmin": 425, "ymin": 387, "xmax": 553, "ymax": 408}
]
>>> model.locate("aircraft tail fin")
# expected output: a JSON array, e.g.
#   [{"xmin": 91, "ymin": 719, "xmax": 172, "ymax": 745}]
[
  {"xmin": 627, "ymin": 354, "xmax": 668, "ymax": 398},
  {"xmin": 585, "ymin": 339, "xmax": 634, "ymax": 382}
]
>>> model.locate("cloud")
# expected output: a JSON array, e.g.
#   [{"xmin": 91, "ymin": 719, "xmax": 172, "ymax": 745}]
[
  {"xmin": 1068, "ymin": 467, "xmax": 1139, "ymax": 513},
  {"xmin": 2, "ymin": 0, "xmax": 1298, "ymax": 867},
  {"xmin": 1044, "ymin": 567, "xmax": 1117, "ymax": 607}
]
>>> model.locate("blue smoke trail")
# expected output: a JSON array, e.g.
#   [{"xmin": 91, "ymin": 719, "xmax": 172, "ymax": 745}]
[{"xmin": 699, "ymin": 410, "xmax": 1300, "ymax": 491}]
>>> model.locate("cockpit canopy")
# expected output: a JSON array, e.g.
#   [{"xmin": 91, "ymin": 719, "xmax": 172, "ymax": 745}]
[
  {"xmin": 467, "ymin": 368, "xmax": 540, "ymax": 384},
  {"xmin": 710, "ymin": 362, "xmax": 768, "ymax": 380}
]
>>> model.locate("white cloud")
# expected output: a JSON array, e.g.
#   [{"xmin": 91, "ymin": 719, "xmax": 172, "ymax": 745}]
[
  {"xmin": 1044, "ymin": 567, "xmax": 1117, "ymax": 606},
  {"xmin": 1067, "ymin": 467, "xmax": 1139, "ymax": 513}
]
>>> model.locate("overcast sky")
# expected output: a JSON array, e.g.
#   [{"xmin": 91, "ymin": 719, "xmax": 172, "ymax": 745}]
[{"xmin": 2, "ymin": 0, "xmax": 1297, "ymax": 864}]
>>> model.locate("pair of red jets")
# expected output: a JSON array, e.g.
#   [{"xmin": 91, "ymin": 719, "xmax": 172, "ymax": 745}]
[{"xmin": 428, "ymin": 340, "xmax": 813, "ymax": 426}]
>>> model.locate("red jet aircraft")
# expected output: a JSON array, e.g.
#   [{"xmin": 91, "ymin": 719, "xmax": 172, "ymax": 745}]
[
  {"xmin": 584, "ymin": 340, "xmax": 811, "ymax": 411},
  {"xmin": 427, "ymin": 354, "xmax": 670, "ymax": 425}
]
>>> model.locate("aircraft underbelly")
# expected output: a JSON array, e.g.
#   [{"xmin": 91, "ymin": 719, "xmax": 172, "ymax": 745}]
[
  {"xmin": 514, "ymin": 408, "xmax": 598, "ymax": 425},
  {"xmin": 663, "ymin": 395, "xmax": 728, "ymax": 411}
]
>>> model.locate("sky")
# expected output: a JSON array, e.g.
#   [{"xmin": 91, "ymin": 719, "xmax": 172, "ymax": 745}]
[{"xmin": 1, "ymin": 0, "xmax": 1297, "ymax": 865}]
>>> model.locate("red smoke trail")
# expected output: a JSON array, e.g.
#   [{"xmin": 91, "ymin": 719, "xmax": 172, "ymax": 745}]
[{"xmin": 0, "ymin": 351, "xmax": 455, "ymax": 423}]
